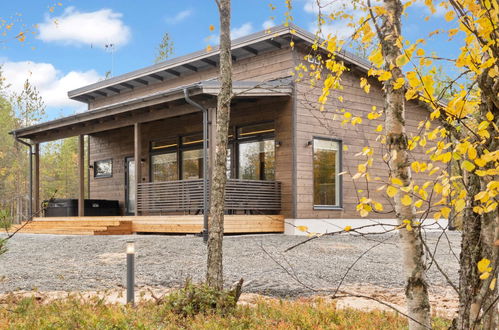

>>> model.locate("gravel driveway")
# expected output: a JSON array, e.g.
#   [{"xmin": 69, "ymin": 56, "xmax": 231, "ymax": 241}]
[{"xmin": 0, "ymin": 232, "xmax": 460, "ymax": 297}]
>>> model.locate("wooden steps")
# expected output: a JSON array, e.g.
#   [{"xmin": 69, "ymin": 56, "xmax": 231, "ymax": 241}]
[
  {"xmin": 12, "ymin": 219, "xmax": 133, "ymax": 235},
  {"xmin": 11, "ymin": 215, "xmax": 284, "ymax": 235}
]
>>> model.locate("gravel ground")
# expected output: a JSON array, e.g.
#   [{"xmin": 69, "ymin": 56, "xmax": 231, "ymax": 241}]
[{"xmin": 0, "ymin": 232, "xmax": 460, "ymax": 297}]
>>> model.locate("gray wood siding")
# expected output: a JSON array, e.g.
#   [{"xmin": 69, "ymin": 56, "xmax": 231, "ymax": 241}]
[
  {"xmin": 294, "ymin": 47, "xmax": 430, "ymax": 219},
  {"xmin": 89, "ymin": 97, "xmax": 293, "ymax": 216}
]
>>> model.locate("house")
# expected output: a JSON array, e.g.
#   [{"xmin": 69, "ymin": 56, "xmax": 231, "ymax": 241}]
[{"xmin": 11, "ymin": 24, "xmax": 431, "ymax": 235}]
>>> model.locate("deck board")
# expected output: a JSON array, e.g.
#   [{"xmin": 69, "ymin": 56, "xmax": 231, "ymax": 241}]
[{"xmin": 12, "ymin": 215, "xmax": 284, "ymax": 235}]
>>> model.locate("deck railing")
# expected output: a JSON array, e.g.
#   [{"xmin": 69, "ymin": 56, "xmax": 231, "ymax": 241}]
[{"xmin": 137, "ymin": 179, "xmax": 281, "ymax": 213}]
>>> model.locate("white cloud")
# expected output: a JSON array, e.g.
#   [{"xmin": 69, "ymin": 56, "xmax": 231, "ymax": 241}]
[
  {"xmin": 231, "ymin": 22, "xmax": 254, "ymax": 39},
  {"xmin": 2, "ymin": 60, "xmax": 101, "ymax": 112},
  {"xmin": 262, "ymin": 19, "xmax": 275, "ymax": 30},
  {"xmin": 166, "ymin": 9, "xmax": 193, "ymax": 24},
  {"xmin": 37, "ymin": 7, "xmax": 131, "ymax": 48}
]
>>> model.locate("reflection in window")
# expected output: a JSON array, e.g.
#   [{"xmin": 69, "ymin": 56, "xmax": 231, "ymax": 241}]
[
  {"xmin": 238, "ymin": 140, "xmax": 275, "ymax": 180},
  {"xmin": 182, "ymin": 149, "xmax": 203, "ymax": 180},
  {"xmin": 151, "ymin": 152, "xmax": 178, "ymax": 182},
  {"xmin": 313, "ymin": 139, "xmax": 341, "ymax": 207},
  {"xmin": 94, "ymin": 159, "xmax": 112, "ymax": 178}
]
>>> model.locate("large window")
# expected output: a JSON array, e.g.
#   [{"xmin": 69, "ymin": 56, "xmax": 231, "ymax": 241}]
[
  {"xmin": 236, "ymin": 122, "xmax": 275, "ymax": 181},
  {"xmin": 149, "ymin": 122, "xmax": 276, "ymax": 182},
  {"xmin": 151, "ymin": 152, "xmax": 178, "ymax": 182},
  {"xmin": 313, "ymin": 138, "xmax": 341, "ymax": 208}
]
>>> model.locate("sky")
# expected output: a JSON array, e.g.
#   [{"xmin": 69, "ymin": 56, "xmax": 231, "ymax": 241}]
[{"xmin": 0, "ymin": 0, "xmax": 461, "ymax": 119}]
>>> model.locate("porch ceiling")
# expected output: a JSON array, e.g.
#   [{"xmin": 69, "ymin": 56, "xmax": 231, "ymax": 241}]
[{"xmin": 10, "ymin": 79, "xmax": 292, "ymax": 143}]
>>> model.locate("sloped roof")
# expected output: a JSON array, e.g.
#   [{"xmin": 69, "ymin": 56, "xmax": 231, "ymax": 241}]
[{"xmin": 68, "ymin": 23, "xmax": 370, "ymax": 103}]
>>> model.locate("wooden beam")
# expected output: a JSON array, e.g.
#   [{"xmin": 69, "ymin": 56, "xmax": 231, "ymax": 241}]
[
  {"xmin": 242, "ymin": 46, "xmax": 258, "ymax": 55},
  {"xmin": 78, "ymin": 135, "xmax": 85, "ymax": 217},
  {"xmin": 134, "ymin": 123, "xmax": 141, "ymax": 216},
  {"xmin": 165, "ymin": 69, "xmax": 180, "ymax": 77},
  {"xmin": 106, "ymin": 86, "xmax": 121, "ymax": 94},
  {"xmin": 265, "ymin": 39, "xmax": 282, "ymax": 49},
  {"xmin": 182, "ymin": 64, "xmax": 198, "ymax": 72},
  {"xmin": 135, "ymin": 78, "xmax": 149, "ymax": 85},
  {"xmin": 34, "ymin": 143, "xmax": 40, "ymax": 215},
  {"xmin": 94, "ymin": 90, "xmax": 107, "ymax": 97},
  {"xmin": 120, "ymin": 82, "xmax": 135, "ymax": 90},
  {"xmin": 201, "ymin": 58, "xmax": 217, "ymax": 67},
  {"xmin": 149, "ymin": 74, "xmax": 164, "ymax": 81}
]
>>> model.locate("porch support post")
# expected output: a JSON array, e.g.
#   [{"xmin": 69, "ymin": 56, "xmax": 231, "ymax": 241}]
[
  {"xmin": 78, "ymin": 135, "xmax": 85, "ymax": 217},
  {"xmin": 134, "ymin": 123, "xmax": 141, "ymax": 216},
  {"xmin": 33, "ymin": 143, "xmax": 40, "ymax": 215},
  {"xmin": 208, "ymin": 107, "xmax": 217, "ymax": 180}
]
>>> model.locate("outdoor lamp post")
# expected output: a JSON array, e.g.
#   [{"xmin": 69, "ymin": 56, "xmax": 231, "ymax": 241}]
[{"xmin": 126, "ymin": 240, "xmax": 135, "ymax": 305}]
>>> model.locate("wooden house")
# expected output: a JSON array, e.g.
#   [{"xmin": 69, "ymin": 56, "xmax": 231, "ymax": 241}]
[{"xmin": 11, "ymin": 24, "xmax": 431, "ymax": 235}]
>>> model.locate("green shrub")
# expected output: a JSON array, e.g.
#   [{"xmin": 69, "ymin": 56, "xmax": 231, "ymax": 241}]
[{"xmin": 162, "ymin": 279, "xmax": 243, "ymax": 317}]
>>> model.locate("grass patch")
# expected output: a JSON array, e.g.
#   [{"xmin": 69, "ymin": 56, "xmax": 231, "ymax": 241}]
[{"xmin": 0, "ymin": 293, "xmax": 451, "ymax": 329}]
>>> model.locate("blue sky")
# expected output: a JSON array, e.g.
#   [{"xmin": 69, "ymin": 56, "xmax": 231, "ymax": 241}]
[{"xmin": 0, "ymin": 0, "xmax": 461, "ymax": 119}]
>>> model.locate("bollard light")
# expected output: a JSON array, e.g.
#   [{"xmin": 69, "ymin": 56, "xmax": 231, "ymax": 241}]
[{"xmin": 126, "ymin": 240, "xmax": 135, "ymax": 305}]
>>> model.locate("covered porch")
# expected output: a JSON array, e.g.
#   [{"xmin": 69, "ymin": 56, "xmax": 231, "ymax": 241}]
[{"xmin": 11, "ymin": 79, "xmax": 292, "ymax": 234}]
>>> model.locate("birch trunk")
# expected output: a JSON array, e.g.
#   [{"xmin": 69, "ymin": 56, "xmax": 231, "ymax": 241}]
[
  {"xmin": 206, "ymin": 0, "xmax": 232, "ymax": 290},
  {"xmin": 378, "ymin": 0, "xmax": 431, "ymax": 328}
]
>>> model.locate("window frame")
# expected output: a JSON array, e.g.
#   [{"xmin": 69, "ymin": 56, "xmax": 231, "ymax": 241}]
[
  {"xmin": 312, "ymin": 136, "xmax": 343, "ymax": 210},
  {"xmin": 235, "ymin": 121, "xmax": 275, "ymax": 180},
  {"xmin": 93, "ymin": 158, "xmax": 113, "ymax": 179}
]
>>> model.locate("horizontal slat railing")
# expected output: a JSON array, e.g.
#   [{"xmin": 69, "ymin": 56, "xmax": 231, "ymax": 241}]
[{"xmin": 137, "ymin": 179, "xmax": 281, "ymax": 213}]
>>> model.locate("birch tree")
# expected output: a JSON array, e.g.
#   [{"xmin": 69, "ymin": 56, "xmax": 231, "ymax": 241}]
[{"xmin": 207, "ymin": 0, "xmax": 232, "ymax": 290}]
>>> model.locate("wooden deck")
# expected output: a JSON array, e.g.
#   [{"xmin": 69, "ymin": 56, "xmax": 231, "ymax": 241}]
[{"xmin": 10, "ymin": 215, "xmax": 284, "ymax": 235}]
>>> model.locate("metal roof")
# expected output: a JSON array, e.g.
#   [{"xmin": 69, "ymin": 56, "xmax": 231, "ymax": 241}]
[{"xmin": 68, "ymin": 23, "xmax": 371, "ymax": 103}]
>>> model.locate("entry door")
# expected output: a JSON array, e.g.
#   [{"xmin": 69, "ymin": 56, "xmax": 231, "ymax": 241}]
[{"xmin": 125, "ymin": 157, "xmax": 135, "ymax": 215}]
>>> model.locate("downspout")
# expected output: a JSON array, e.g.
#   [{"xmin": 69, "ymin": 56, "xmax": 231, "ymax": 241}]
[
  {"xmin": 183, "ymin": 88, "xmax": 209, "ymax": 243},
  {"xmin": 13, "ymin": 132, "xmax": 33, "ymax": 221}
]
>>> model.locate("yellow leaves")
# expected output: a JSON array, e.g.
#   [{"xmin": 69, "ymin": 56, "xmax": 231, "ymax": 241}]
[
  {"xmin": 344, "ymin": 225, "xmax": 352, "ymax": 232},
  {"xmin": 356, "ymin": 201, "xmax": 372, "ymax": 217},
  {"xmin": 296, "ymin": 225, "xmax": 308, "ymax": 232},
  {"xmin": 396, "ymin": 54, "xmax": 410, "ymax": 67},
  {"xmin": 357, "ymin": 163, "xmax": 367, "ymax": 174},
  {"xmin": 393, "ymin": 78, "xmax": 405, "ymax": 90},
  {"xmin": 391, "ymin": 177, "xmax": 403, "ymax": 186},
  {"xmin": 467, "ymin": 146, "xmax": 477, "ymax": 160},
  {"xmin": 15, "ymin": 31, "xmax": 25, "ymax": 42},
  {"xmin": 289, "ymin": 41, "xmax": 295, "ymax": 48},
  {"xmin": 373, "ymin": 201, "xmax": 384, "ymax": 211},
  {"xmin": 411, "ymin": 161, "xmax": 421, "ymax": 173},
  {"xmin": 477, "ymin": 258, "xmax": 493, "ymax": 280},
  {"xmin": 414, "ymin": 199, "xmax": 424, "ymax": 208},
  {"xmin": 206, "ymin": 45, "xmax": 213, "ymax": 52},
  {"xmin": 474, "ymin": 191, "xmax": 489, "ymax": 203},
  {"xmin": 486, "ymin": 111, "xmax": 494, "ymax": 121},
  {"xmin": 401, "ymin": 194, "xmax": 413, "ymax": 206},
  {"xmin": 440, "ymin": 207, "xmax": 451, "ymax": 218},
  {"xmin": 416, "ymin": 48, "xmax": 425, "ymax": 57},
  {"xmin": 490, "ymin": 278, "xmax": 497, "ymax": 290},
  {"xmin": 387, "ymin": 186, "xmax": 398, "ymax": 197},
  {"xmin": 209, "ymin": 25, "xmax": 215, "ymax": 31},
  {"xmin": 402, "ymin": 219, "xmax": 413, "ymax": 231},
  {"xmin": 360, "ymin": 77, "xmax": 371, "ymax": 94},
  {"xmin": 375, "ymin": 124, "xmax": 383, "ymax": 132},
  {"xmin": 368, "ymin": 48, "xmax": 384, "ymax": 68},
  {"xmin": 461, "ymin": 160, "xmax": 476, "ymax": 172},
  {"xmin": 441, "ymin": 152, "xmax": 452, "ymax": 163},
  {"xmin": 444, "ymin": 11, "xmax": 455, "ymax": 22},
  {"xmin": 454, "ymin": 199, "xmax": 466, "ymax": 213},
  {"xmin": 351, "ymin": 117, "xmax": 362, "ymax": 126},
  {"xmin": 378, "ymin": 70, "xmax": 392, "ymax": 81}
]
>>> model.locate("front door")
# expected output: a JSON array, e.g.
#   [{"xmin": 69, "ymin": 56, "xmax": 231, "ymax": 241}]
[{"xmin": 125, "ymin": 157, "xmax": 135, "ymax": 215}]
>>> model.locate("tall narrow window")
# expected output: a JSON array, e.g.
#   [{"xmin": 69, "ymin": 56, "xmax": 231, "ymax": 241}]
[
  {"xmin": 182, "ymin": 149, "xmax": 203, "ymax": 179},
  {"xmin": 313, "ymin": 138, "xmax": 341, "ymax": 207}
]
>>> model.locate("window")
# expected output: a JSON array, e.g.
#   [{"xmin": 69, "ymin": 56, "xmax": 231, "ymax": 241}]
[
  {"xmin": 182, "ymin": 149, "xmax": 203, "ymax": 179},
  {"xmin": 94, "ymin": 159, "xmax": 113, "ymax": 178},
  {"xmin": 151, "ymin": 152, "xmax": 178, "ymax": 182},
  {"xmin": 236, "ymin": 122, "xmax": 275, "ymax": 181},
  {"xmin": 313, "ymin": 138, "xmax": 341, "ymax": 207},
  {"xmin": 238, "ymin": 140, "xmax": 275, "ymax": 180}
]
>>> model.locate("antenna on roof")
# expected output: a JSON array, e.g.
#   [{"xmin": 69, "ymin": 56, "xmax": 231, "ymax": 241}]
[{"xmin": 105, "ymin": 43, "xmax": 115, "ymax": 78}]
